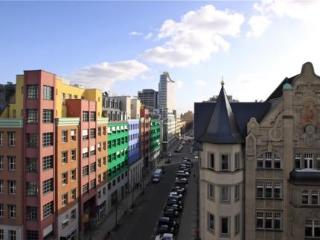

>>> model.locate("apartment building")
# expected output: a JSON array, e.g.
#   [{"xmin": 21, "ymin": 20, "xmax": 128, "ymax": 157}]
[
  {"xmin": 107, "ymin": 121, "xmax": 129, "ymax": 212},
  {"xmin": 194, "ymin": 62, "xmax": 320, "ymax": 240},
  {"xmin": 128, "ymin": 119, "xmax": 143, "ymax": 194},
  {"xmin": 138, "ymin": 89, "xmax": 158, "ymax": 110},
  {"xmin": 150, "ymin": 119, "xmax": 161, "ymax": 168},
  {"xmin": 0, "ymin": 70, "xmax": 108, "ymax": 240},
  {"xmin": 140, "ymin": 106, "xmax": 151, "ymax": 170}
]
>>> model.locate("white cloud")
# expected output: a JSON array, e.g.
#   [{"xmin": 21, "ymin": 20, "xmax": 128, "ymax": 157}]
[
  {"xmin": 194, "ymin": 80, "xmax": 207, "ymax": 86},
  {"xmin": 129, "ymin": 31, "xmax": 143, "ymax": 36},
  {"xmin": 142, "ymin": 5, "xmax": 244, "ymax": 68},
  {"xmin": 247, "ymin": 0, "xmax": 320, "ymax": 37},
  {"xmin": 246, "ymin": 15, "xmax": 271, "ymax": 38},
  {"xmin": 254, "ymin": 0, "xmax": 320, "ymax": 21},
  {"xmin": 68, "ymin": 60, "xmax": 149, "ymax": 91}
]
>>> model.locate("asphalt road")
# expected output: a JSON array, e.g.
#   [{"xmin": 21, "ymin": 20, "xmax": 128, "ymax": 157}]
[{"xmin": 110, "ymin": 138, "xmax": 197, "ymax": 240}]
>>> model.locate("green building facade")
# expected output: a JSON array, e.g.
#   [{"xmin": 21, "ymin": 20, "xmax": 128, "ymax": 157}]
[
  {"xmin": 107, "ymin": 121, "xmax": 129, "ymax": 180},
  {"xmin": 150, "ymin": 119, "xmax": 161, "ymax": 151}
]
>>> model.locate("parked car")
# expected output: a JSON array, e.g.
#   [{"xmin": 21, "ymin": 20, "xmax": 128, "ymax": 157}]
[
  {"xmin": 156, "ymin": 224, "xmax": 174, "ymax": 235},
  {"xmin": 165, "ymin": 203, "xmax": 183, "ymax": 212},
  {"xmin": 158, "ymin": 217, "xmax": 179, "ymax": 231},
  {"xmin": 163, "ymin": 208, "xmax": 179, "ymax": 218},
  {"xmin": 167, "ymin": 198, "xmax": 182, "ymax": 207},
  {"xmin": 172, "ymin": 186, "xmax": 186, "ymax": 194},
  {"xmin": 176, "ymin": 172, "xmax": 189, "ymax": 178},
  {"xmin": 155, "ymin": 233, "xmax": 175, "ymax": 240},
  {"xmin": 175, "ymin": 178, "xmax": 188, "ymax": 186},
  {"xmin": 152, "ymin": 177, "xmax": 160, "ymax": 184}
]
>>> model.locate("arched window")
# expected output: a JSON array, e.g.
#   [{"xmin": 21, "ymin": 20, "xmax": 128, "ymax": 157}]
[{"xmin": 257, "ymin": 152, "xmax": 281, "ymax": 169}]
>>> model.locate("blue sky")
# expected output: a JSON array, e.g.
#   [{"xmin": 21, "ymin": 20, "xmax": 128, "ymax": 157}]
[{"xmin": 1, "ymin": 1, "xmax": 320, "ymax": 113}]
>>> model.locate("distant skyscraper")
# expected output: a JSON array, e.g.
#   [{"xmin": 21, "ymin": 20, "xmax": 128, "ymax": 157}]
[
  {"xmin": 158, "ymin": 72, "xmax": 176, "ymax": 115},
  {"xmin": 138, "ymin": 89, "xmax": 158, "ymax": 109}
]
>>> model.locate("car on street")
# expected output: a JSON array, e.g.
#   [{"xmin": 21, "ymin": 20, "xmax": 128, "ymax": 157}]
[
  {"xmin": 156, "ymin": 224, "xmax": 175, "ymax": 235},
  {"xmin": 152, "ymin": 177, "xmax": 160, "ymax": 183},
  {"xmin": 158, "ymin": 217, "xmax": 179, "ymax": 231},
  {"xmin": 165, "ymin": 203, "xmax": 183, "ymax": 212},
  {"xmin": 172, "ymin": 186, "xmax": 186, "ymax": 194},
  {"xmin": 176, "ymin": 172, "xmax": 189, "ymax": 178},
  {"xmin": 167, "ymin": 198, "xmax": 182, "ymax": 207},
  {"xmin": 175, "ymin": 178, "xmax": 188, "ymax": 186},
  {"xmin": 163, "ymin": 208, "xmax": 179, "ymax": 218},
  {"xmin": 155, "ymin": 233, "xmax": 175, "ymax": 240}
]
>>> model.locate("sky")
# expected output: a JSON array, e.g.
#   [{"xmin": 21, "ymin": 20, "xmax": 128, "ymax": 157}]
[{"xmin": 1, "ymin": 0, "xmax": 320, "ymax": 113}]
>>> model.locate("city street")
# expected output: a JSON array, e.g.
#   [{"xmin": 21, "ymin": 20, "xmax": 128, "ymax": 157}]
[{"xmin": 109, "ymin": 139, "xmax": 198, "ymax": 240}]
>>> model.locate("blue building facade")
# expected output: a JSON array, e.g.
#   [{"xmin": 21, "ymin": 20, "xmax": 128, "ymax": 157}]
[{"xmin": 128, "ymin": 119, "xmax": 140, "ymax": 165}]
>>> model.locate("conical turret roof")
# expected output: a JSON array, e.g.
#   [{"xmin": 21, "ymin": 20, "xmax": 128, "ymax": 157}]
[{"xmin": 199, "ymin": 84, "xmax": 243, "ymax": 144}]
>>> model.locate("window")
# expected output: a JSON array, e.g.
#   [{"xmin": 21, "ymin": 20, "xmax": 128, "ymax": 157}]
[
  {"xmin": 265, "ymin": 183, "xmax": 273, "ymax": 198},
  {"xmin": 71, "ymin": 149, "xmax": 76, "ymax": 160},
  {"xmin": 82, "ymin": 129, "xmax": 88, "ymax": 140},
  {"xmin": 62, "ymin": 193, "xmax": 68, "ymax": 206},
  {"xmin": 82, "ymin": 111, "xmax": 89, "ymax": 122},
  {"xmin": 43, "ymin": 86, "xmax": 54, "ymax": 100},
  {"xmin": 43, "ymin": 109, "xmax": 53, "ymax": 123},
  {"xmin": 220, "ymin": 186, "xmax": 230, "ymax": 203},
  {"xmin": 26, "ymin": 206, "xmax": 38, "ymax": 220},
  {"xmin": 305, "ymin": 219, "xmax": 320, "ymax": 238},
  {"xmin": 8, "ymin": 156, "xmax": 16, "ymax": 171},
  {"xmin": 235, "ymin": 184, "xmax": 240, "ymax": 201},
  {"xmin": 82, "ymin": 165, "xmax": 89, "ymax": 176},
  {"xmin": 207, "ymin": 153, "xmax": 214, "ymax": 169},
  {"xmin": 221, "ymin": 154, "xmax": 229, "ymax": 171},
  {"xmin": 235, "ymin": 152, "xmax": 241, "ymax": 170},
  {"xmin": 71, "ymin": 209, "xmax": 76, "ymax": 219},
  {"xmin": 98, "ymin": 127, "xmax": 102, "ymax": 136},
  {"xmin": 295, "ymin": 153, "xmax": 301, "ymax": 169},
  {"xmin": 62, "ymin": 172, "xmax": 68, "ymax": 185},
  {"xmin": 256, "ymin": 211, "xmax": 282, "ymax": 230},
  {"xmin": 82, "ymin": 183, "xmax": 89, "ymax": 194},
  {"xmin": 8, "ymin": 180, "xmax": 16, "ymax": 194},
  {"xmin": 0, "ymin": 156, "xmax": 2, "ymax": 170},
  {"xmin": 0, "ymin": 204, "xmax": 3, "ymax": 217},
  {"xmin": 43, "ymin": 201, "xmax": 54, "ymax": 218},
  {"xmin": 207, "ymin": 183, "xmax": 214, "ymax": 200},
  {"xmin": 71, "ymin": 188, "xmax": 76, "ymax": 200},
  {"xmin": 304, "ymin": 153, "xmax": 314, "ymax": 169},
  {"xmin": 257, "ymin": 152, "xmax": 281, "ymax": 169},
  {"xmin": 274, "ymin": 183, "xmax": 282, "ymax": 199},
  {"xmin": 82, "ymin": 148, "xmax": 89, "ymax": 158},
  {"xmin": 8, "ymin": 230, "xmax": 16, "ymax": 240},
  {"xmin": 0, "ymin": 132, "xmax": 3, "ymax": 146},
  {"xmin": 26, "ymin": 231, "xmax": 38, "ymax": 240},
  {"xmin": 0, "ymin": 180, "xmax": 3, "ymax": 193},
  {"xmin": 8, "ymin": 205, "xmax": 16, "ymax": 218},
  {"xmin": 256, "ymin": 183, "xmax": 264, "ymax": 198},
  {"xmin": 70, "ymin": 129, "xmax": 76, "ymax": 141},
  {"xmin": 43, "ymin": 178, "xmax": 54, "ymax": 194},
  {"xmin": 26, "ymin": 158, "xmax": 37, "ymax": 172},
  {"xmin": 26, "ymin": 133, "xmax": 38, "ymax": 148},
  {"xmin": 26, "ymin": 182, "xmax": 37, "ymax": 196},
  {"xmin": 90, "ymin": 179, "xmax": 96, "ymax": 189},
  {"xmin": 61, "ymin": 151, "xmax": 68, "ymax": 163},
  {"xmin": 8, "ymin": 132, "xmax": 15, "ymax": 146},
  {"xmin": 43, "ymin": 155, "xmax": 53, "ymax": 170},
  {"xmin": 42, "ymin": 132, "xmax": 53, "ymax": 147},
  {"xmin": 220, "ymin": 217, "xmax": 229, "ymax": 237},
  {"xmin": 62, "ymin": 130, "xmax": 68, "ymax": 143},
  {"xmin": 90, "ymin": 163, "xmax": 96, "ymax": 173},
  {"xmin": 90, "ymin": 111, "xmax": 96, "ymax": 121},
  {"xmin": 27, "ymin": 109, "xmax": 38, "ymax": 123},
  {"xmin": 90, "ymin": 145, "xmax": 96, "ymax": 156},
  {"xmin": 27, "ymin": 85, "xmax": 38, "ymax": 99},
  {"xmin": 207, "ymin": 212, "xmax": 214, "ymax": 232},
  {"xmin": 71, "ymin": 169, "xmax": 76, "ymax": 180},
  {"xmin": 235, "ymin": 214, "xmax": 240, "ymax": 235},
  {"xmin": 312, "ymin": 191, "xmax": 319, "ymax": 205},
  {"xmin": 256, "ymin": 212, "xmax": 264, "ymax": 229},
  {"xmin": 302, "ymin": 190, "xmax": 309, "ymax": 205}
]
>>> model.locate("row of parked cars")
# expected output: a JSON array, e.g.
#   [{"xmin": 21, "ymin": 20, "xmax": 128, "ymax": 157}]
[{"xmin": 155, "ymin": 158, "xmax": 193, "ymax": 240}]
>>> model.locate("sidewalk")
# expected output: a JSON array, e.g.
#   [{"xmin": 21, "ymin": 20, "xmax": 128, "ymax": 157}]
[{"xmin": 81, "ymin": 176, "xmax": 150, "ymax": 240}]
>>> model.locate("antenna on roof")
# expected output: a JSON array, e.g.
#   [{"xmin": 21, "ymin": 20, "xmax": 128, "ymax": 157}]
[{"xmin": 221, "ymin": 75, "xmax": 224, "ymax": 87}]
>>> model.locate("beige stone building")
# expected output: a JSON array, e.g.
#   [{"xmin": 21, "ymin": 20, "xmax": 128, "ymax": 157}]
[{"xmin": 195, "ymin": 62, "xmax": 320, "ymax": 240}]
